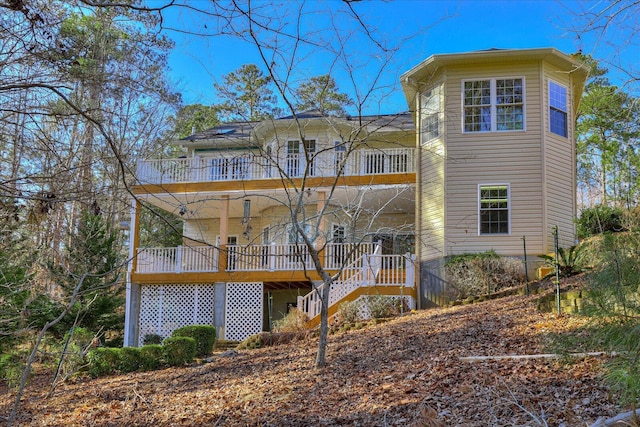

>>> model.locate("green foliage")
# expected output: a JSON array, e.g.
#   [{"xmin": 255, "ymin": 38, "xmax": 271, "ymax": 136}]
[
  {"xmin": 118, "ymin": 347, "xmax": 141, "ymax": 373},
  {"xmin": 364, "ymin": 296, "xmax": 405, "ymax": 319},
  {"xmin": 138, "ymin": 205, "xmax": 183, "ymax": 248},
  {"xmin": 214, "ymin": 64, "xmax": 282, "ymax": 121},
  {"xmin": 582, "ymin": 232, "xmax": 640, "ymax": 318},
  {"xmin": 294, "ymin": 75, "xmax": 352, "ymax": 116},
  {"xmin": 336, "ymin": 300, "xmax": 361, "ymax": 324},
  {"xmin": 272, "ymin": 309, "xmax": 309, "ymax": 333},
  {"xmin": 162, "ymin": 336, "xmax": 196, "ymax": 366},
  {"xmin": 539, "ymin": 245, "xmax": 588, "ymax": 279},
  {"xmin": 87, "ymin": 347, "xmax": 120, "ymax": 378},
  {"xmin": 237, "ymin": 334, "xmax": 263, "ymax": 350},
  {"xmin": 172, "ymin": 104, "xmax": 220, "ymax": 138},
  {"xmin": 0, "ymin": 353, "xmax": 24, "ymax": 388},
  {"xmin": 445, "ymin": 251, "xmax": 524, "ymax": 299},
  {"xmin": 576, "ymin": 205, "xmax": 625, "ymax": 238},
  {"xmin": 171, "ymin": 325, "xmax": 216, "ymax": 358},
  {"xmin": 51, "ymin": 210, "xmax": 125, "ymax": 338},
  {"xmin": 139, "ymin": 345, "xmax": 163, "ymax": 371},
  {"xmin": 143, "ymin": 333, "xmax": 163, "ymax": 345}
]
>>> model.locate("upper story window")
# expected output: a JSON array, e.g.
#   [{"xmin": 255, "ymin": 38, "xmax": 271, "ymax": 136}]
[
  {"xmin": 463, "ymin": 78, "xmax": 524, "ymax": 132},
  {"xmin": 549, "ymin": 81, "xmax": 568, "ymax": 137},
  {"xmin": 421, "ymin": 85, "xmax": 442, "ymax": 143},
  {"xmin": 479, "ymin": 184, "xmax": 510, "ymax": 235}
]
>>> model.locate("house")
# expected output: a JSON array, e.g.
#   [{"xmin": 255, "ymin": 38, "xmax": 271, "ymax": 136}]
[{"xmin": 123, "ymin": 48, "xmax": 587, "ymax": 346}]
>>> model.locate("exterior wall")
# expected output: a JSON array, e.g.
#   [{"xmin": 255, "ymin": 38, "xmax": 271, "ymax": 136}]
[
  {"xmin": 442, "ymin": 61, "xmax": 546, "ymax": 256},
  {"xmin": 265, "ymin": 289, "xmax": 302, "ymax": 330},
  {"xmin": 542, "ymin": 62, "xmax": 578, "ymax": 250}
]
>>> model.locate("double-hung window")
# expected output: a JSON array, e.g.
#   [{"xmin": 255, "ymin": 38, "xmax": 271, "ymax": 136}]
[
  {"xmin": 549, "ymin": 81, "xmax": 568, "ymax": 137},
  {"xmin": 421, "ymin": 85, "xmax": 442, "ymax": 142},
  {"xmin": 479, "ymin": 184, "xmax": 510, "ymax": 235},
  {"xmin": 463, "ymin": 78, "xmax": 524, "ymax": 132}
]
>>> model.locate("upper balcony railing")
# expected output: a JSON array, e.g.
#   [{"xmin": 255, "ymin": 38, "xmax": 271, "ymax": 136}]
[{"xmin": 136, "ymin": 147, "xmax": 415, "ymax": 185}]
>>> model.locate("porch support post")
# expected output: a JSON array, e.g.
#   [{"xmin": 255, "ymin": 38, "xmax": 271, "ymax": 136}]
[
  {"xmin": 317, "ymin": 191, "xmax": 326, "ymax": 266},
  {"xmin": 219, "ymin": 195, "xmax": 229, "ymax": 271},
  {"xmin": 125, "ymin": 199, "xmax": 141, "ymax": 347}
]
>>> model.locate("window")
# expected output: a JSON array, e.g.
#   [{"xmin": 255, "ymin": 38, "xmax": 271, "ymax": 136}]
[
  {"xmin": 463, "ymin": 78, "xmax": 524, "ymax": 132},
  {"xmin": 421, "ymin": 86, "xmax": 441, "ymax": 142},
  {"xmin": 334, "ymin": 141, "xmax": 346, "ymax": 175},
  {"xmin": 479, "ymin": 185, "xmax": 510, "ymax": 235},
  {"xmin": 549, "ymin": 81, "xmax": 568, "ymax": 137},
  {"xmin": 286, "ymin": 140, "xmax": 316, "ymax": 177}
]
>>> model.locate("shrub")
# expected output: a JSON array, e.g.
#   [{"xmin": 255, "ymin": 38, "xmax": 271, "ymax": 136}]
[
  {"xmin": 162, "ymin": 336, "xmax": 196, "ymax": 366},
  {"xmin": 87, "ymin": 347, "xmax": 120, "ymax": 378},
  {"xmin": 118, "ymin": 347, "xmax": 141, "ymax": 373},
  {"xmin": 364, "ymin": 296, "xmax": 405, "ymax": 319},
  {"xmin": 0, "ymin": 353, "xmax": 23, "ymax": 387},
  {"xmin": 171, "ymin": 325, "xmax": 216, "ymax": 358},
  {"xmin": 539, "ymin": 244, "xmax": 588, "ymax": 279},
  {"xmin": 445, "ymin": 251, "xmax": 524, "ymax": 299},
  {"xmin": 143, "ymin": 333, "xmax": 163, "ymax": 345},
  {"xmin": 139, "ymin": 344, "xmax": 163, "ymax": 371},
  {"xmin": 336, "ymin": 300, "xmax": 361, "ymax": 324},
  {"xmin": 272, "ymin": 309, "xmax": 308, "ymax": 333},
  {"xmin": 237, "ymin": 334, "xmax": 263, "ymax": 350},
  {"xmin": 576, "ymin": 205, "xmax": 625, "ymax": 238}
]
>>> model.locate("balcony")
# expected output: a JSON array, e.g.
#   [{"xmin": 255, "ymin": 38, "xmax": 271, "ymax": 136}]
[
  {"xmin": 135, "ymin": 242, "xmax": 405, "ymax": 274},
  {"xmin": 136, "ymin": 147, "xmax": 416, "ymax": 185}
]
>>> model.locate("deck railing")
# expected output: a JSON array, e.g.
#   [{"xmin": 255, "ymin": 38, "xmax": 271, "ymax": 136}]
[
  {"xmin": 136, "ymin": 245, "xmax": 219, "ymax": 273},
  {"xmin": 136, "ymin": 147, "xmax": 415, "ymax": 185}
]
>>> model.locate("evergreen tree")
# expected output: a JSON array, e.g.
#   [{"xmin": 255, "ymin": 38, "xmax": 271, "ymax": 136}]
[
  {"xmin": 294, "ymin": 75, "xmax": 352, "ymax": 116},
  {"xmin": 214, "ymin": 64, "xmax": 282, "ymax": 121}
]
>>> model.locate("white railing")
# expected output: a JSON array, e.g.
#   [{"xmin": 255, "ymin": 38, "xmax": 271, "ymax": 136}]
[
  {"xmin": 136, "ymin": 245, "xmax": 218, "ymax": 273},
  {"xmin": 136, "ymin": 148, "xmax": 415, "ymax": 185},
  {"xmin": 296, "ymin": 251, "xmax": 416, "ymax": 321}
]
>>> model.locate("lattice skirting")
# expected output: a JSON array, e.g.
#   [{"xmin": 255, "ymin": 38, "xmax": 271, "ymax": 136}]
[
  {"xmin": 225, "ymin": 282, "xmax": 263, "ymax": 341},
  {"xmin": 138, "ymin": 283, "xmax": 215, "ymax": 346}
]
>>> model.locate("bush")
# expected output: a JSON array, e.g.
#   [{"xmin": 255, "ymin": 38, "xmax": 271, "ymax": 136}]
[
  {"xmin": 87, "ymin": 347, "xmax": 120, "ymax": 378},
  {"xmin": 364, "ymin": 296, "xmax": 405, "ymax": 319},
  {"xmin": 139, "ymin": 344, "xmax": 163, "ymax": 371},
  {"xmin": 0, "ymin": 353, "xmax": 23, "ymax": 387},
  {"xmin": 445, "ymin": 251, "xmax": 524, "ymax": 299},
  {"xmin": 272, "ymin": 309, "xmax": 308, "ymax": 333},
  {"xmin": 118, "ymin": 347, "xmax": 141, "ymax": 373},
  {"xmin": 576, "ymin": 205, "xmax": 625, "ymax": 238},
  {"xmin": 237, "ymin": 334, "xmax": 263, "ymax": 350},
  {"xmin": 143, "ymin": 333, "xmax": 163, "ymax": 345},
  {"xmin": 162, "ymin": 336, "xmax": 196, "ymax": 366},
  {"xmin": 336, "ymin": 300, "xmax": 362, "ymax": 324},
  {"xmin": 171, "ymin": 325, "xmax": 216, "ymax": 358}
]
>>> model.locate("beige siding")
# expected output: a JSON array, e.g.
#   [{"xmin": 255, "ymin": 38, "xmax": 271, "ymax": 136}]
[
  {"xmin": 542, "ymin": 63, "xmax": 578, "ymax": 249},
  {"xmin": 441, "ymin": 61, "xmax": 546, "ymax": 256}
]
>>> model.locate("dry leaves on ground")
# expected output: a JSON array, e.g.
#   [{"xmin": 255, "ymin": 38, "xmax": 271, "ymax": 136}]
[{"xmin": 0, "ymin": 290, "xmax": 625, "ymax": 426}]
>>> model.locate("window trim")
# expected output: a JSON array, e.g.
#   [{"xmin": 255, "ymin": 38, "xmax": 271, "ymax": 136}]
[
  {"xmin": 548, "ymin": 80, "xmax": 568, "ymax": 138},
  {"xmin": 461, "ymin": 77, "xmax": 526, "ymax": 133},
  {"xmin": 477, "ymin": 183, "xmax": 511, "ymax": 236}
]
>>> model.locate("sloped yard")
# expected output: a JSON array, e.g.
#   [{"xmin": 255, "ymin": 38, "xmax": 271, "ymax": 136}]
[{"xmin": 0, "ymin": 290, "xmax": 624, "ymax": 426}]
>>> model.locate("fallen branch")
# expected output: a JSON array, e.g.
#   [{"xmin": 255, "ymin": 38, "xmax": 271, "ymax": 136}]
[
  {"xmin": 460, "ymin": 351, "xmax": 620, "ymax": 362},
  {"xmin": 590, "ymin": 409, "xmax": 640, "ymax": 427}
]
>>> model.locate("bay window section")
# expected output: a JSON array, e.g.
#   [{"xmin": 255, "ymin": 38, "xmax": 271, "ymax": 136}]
[
  {"xmin": 463, "ymin": 78, "xmax": 524, "ymax": 132},
  {"xmin": 421, "ymin": 85, "xmax": 442, "ymax": 142},
  {"xmin": 549, "ymin": 81, "xmax": 568, "ymax": 137},
  {"xmin": 479, "ymin": 184, "xmax": 510, "ymax": 235}
]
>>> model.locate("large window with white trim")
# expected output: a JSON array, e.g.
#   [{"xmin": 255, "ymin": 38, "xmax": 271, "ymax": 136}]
[
  {"xmin": 463, "ymin": 78, "xmax": 524, "ymax": 132},
  {"xmin": 421, "ymin": 85, "xmax": 442, "ymax": 142},
  {"xmin": 479, "ymin": 184, "xmax": 510, "ymax": 235},
  {"xmin": 549, "ymin": 81, "xmax": 568, "ymax": 137}
]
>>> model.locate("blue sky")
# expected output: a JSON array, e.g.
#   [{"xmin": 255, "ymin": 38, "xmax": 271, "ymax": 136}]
[{"xmin": 163, "ymin": 0, "xmax": 633, "ymax": 115}]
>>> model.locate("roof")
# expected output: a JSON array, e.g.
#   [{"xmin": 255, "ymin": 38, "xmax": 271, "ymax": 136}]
[
  {"xmin": 180, "ymin": 111, "xmax": 414, "ymax": 149},
  {"xmin": 401, "ymin": 47, "xmax": 589, "ymax": 110}
]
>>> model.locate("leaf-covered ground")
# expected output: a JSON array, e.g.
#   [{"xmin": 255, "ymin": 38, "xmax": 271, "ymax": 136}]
[{"xmin": 1, "ymin": 290, "xmax": 625, "ymax": 426}]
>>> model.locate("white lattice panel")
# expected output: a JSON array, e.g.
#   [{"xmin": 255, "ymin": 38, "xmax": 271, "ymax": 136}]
[
  {"xmin": 225, "ymin": 282, "xmax": 263, "ymax": 341},
  {"xmin": 138, "ymin": 284, "xmax": 215, "ymax": 346}
]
